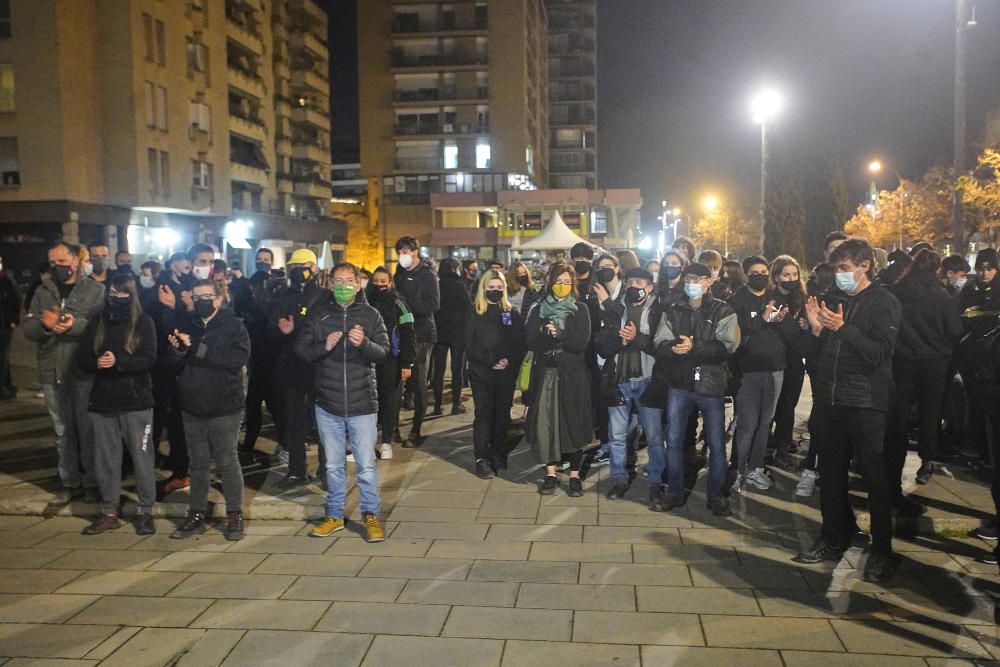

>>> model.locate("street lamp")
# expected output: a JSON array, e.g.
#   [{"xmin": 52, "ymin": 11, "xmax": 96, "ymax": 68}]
[
  {"xmin": 868, "ymin": 159, "xmax": 906, "ymax": 250},
  {"xmin": 702, "ymin": 194, "xmax": 726, "ymax": 256},
  {"xmin": 751, "ymin": 87, "xmax": 783, "ymax": 254}
]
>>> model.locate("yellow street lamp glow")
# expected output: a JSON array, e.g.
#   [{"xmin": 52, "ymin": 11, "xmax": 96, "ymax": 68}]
[
  {"xmin": 702, "ymin": 195, "xmax": 719, "ymax": 211},
  {"xmin": 751, "ymin": 88, "xmax": 783, "ymax": 124},
  {"xmin": 672, "ymin": 207, "xmax": 681, "ymax": 217},
  {"xmin": 868, "ymin": 160, "xmax": 883, "ymax": 174}
]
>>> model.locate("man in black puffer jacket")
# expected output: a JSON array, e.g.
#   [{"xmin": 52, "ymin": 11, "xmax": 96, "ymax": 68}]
[
  {"xmin": 296, "ymin": 263, "xmax": 391, "ymax": 543},
  {"xmin": 796, "ymin": 239, "xmax": 901, "ymax": 584}
]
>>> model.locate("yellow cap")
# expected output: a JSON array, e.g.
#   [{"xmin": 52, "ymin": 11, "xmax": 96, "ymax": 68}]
[{"xmin": 289, "ymin": 248, "xmax": 317, "ymax": 265}]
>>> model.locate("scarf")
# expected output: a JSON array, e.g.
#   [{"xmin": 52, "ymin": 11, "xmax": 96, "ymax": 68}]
[{"xmin": 539, "ymin": 293, "xmax": 578, "ymax": 330}]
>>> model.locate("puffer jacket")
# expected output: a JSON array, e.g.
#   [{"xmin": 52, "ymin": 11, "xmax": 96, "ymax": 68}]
[
  {"xmin": 395, "ymin": 261, "xmax": 440, "ymax": 344},
  {"xmin": 170, "ymin": 307, "xmax": 250, "ymax": 418},
  {"xmin": 652, "ymin": 293, "xmax": 740, "ymax": 397},
  {"xmin": 295, "ymin": 295, "xmax": 390, "ymax": 417},
  {"xmin": 23, "ymin": 276, "xmax": 105, "ymax": 385},
  {"xmin": 891, "ymin": 271, "xmax": 963, "ymax": 361},
  {"xmin": 268, "ymin": 280, "xmax": 329, "ymax": 388},
  {"xmin": 810, "ymin": 283, "xmax": 900, "ymax": 412},
  {"xmin": 78, "ymin": 313, "xmax": 157, "ymax": 413}
]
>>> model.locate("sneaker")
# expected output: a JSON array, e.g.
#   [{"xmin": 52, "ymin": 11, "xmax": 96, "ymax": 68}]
[
  {"xmin": 363, "ymin": 512, "xmax": 386, "ymax": 543},
  {"xmin": 730, "ymin": 473, "xmax": 744, "ymax": 495},
  {"xmin": 971, "ymin": 524, "xmax": 1000, "ymax": 541},
  {"xmin": 492, "ymin": 456, "xmax": 508, "ymax": 473},
  {"xmin": 708, "ymin": 496, "xmax": 731, "ymax": 517},
  {"xmin": 915, "ymin": 461, "xmax": 934, "ymax": 485},
  {"xmin": 82, "ymin": 514, "xmax": 121, "ymax": 535},
  {"xmin": 539, "ymin": 475, "xmax": 559, "ymax": 495},
  {"xmin": 659, "ymin": 494, "xmax": 685, "ymax": 512},
  {"xmin": 745, "ymin": 467, "xmax": 773, "ymax": 491},
  {"xmin": 605, "ymin": 480, "xmax": 628, "ymax": 500},
  {"xmin": 163, "ymin": 477, "xmax": 190, "ymax": 495},
  {"xmin": 276, "ymin": 474, "xmax": 311, "ymax": 490},
  {"xmin": 451, "ymin": 403, "xmax": 466, "ymax": 415},
  {"xmin": 566, "ymin": 477, "xmax": 584, "ymax": 497},
  {"xmin": 794, "ymin": 537, "xmax": 845, "ymax": 564},
  {"xmin": 475, "ymin": 459, "xmax": 495, "ymax": 479},
  {"xmin": 590, "ymin": 451, "xmax": 610, "ymax": 467},
  {"xmin": 133, "ymin": 515, "xmax": 156, "ymax": 536},
  {"xmin": 795, "ymin": 469, "xmax": 818, "ymax": 497},
  {"xmin": 402, "ymin": 433, "xmax": 425, "ymax": 449},
  {"xmin": 649, "ymin": 485, "xmax": 665, "ymax": 511},
  {"xmin": 431, "ymin": 405, "xmax": 444, "ymax": 417},
  {"xmin": 226, "ymin": 511, "xmax": 245, "ymax": 541},
  {"xmin": 379, "ymin": 443, "xmax": 393, "ymax": 459},
  {"xmin": 310, "ymin": 517, "xmax": 345, "ymax": 538},
  {"xmin": 170, "ymin": 511, "xmax": 207, "ymax": 539},
  {"xmin": 863, "ymin": 550, "xmax": 901, "ymax": 583},
  {"xmin": 980, "ymin": 552, "xmax": 998, "ymax": 566},
  {"xmin": 894, "ymin": 495, "xmax": 927, "ymax": 517},
  {"xmin": 346, "ymin": 452, "xmax": 355, "ymax": 463},
  {"xmin": 83, "ymin": 487, "xmax": 101, "ymax": 504}
]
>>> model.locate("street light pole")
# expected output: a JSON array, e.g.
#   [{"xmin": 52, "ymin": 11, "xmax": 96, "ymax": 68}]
[
  {"xmin": 759, "ymin": 122, "xmax": 768, "ymax": 255},
  {"xmin": 868, "ymin": 160, "xmax": 906, "ymax": 250},
  {"xmin": 953, "ymin": 0, "xmax": 968, "ymax": 251},
  {"xmin": 751, "ymin": 88, "xmax": 781, "ymax": 256}
]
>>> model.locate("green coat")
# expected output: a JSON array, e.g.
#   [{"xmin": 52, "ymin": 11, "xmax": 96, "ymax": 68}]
[{"xmin": 23, "ymin": 276, "xmax": 105, "ymax": 385}]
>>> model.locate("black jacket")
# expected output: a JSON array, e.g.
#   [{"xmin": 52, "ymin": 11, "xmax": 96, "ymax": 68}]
[
  {"xmin": 368, "ymin": 287, "xmax": 417, "ymax": 368},
  {"xmin": 171, "ymin": 307, "xmax": 250, "ymax": 418},
  {"xmin": 652, "ymin": 294, "xmax": 741, "ymax": 396},
  {"xmin": 891, "ymin": 272, "xmax": 963, "ymax": 361},
  {"xmin": 434, "ymin": 272, "xmax": 471, "ymax": 345},
  {"xmin": 268, "ymin": 281, "xmax": 329, "ymax": 388},
  {"xmin": 78, "ymin": 313, "xmax": 157, "ymax": 413},
  {"xmin": 0, "ymin": 272, "xmax": 19, "ymax": 328},
  {"xmin": 149, "ymin": 272, "xmax": 195, "ymax": 370},
  {"xmin": 395, "ymin": 261, "xmax": 440, "ymax": 344},
  {"xmin": 465, "ymin": 304, "xmax": 526, "ymax": 382},
  {"xmin": 811, "ymin": 284, "xmax": 900, "ymax": 412},
  {"xmin": 295, "ymin": 296, "xmax": 390, "ymax": 417},
  {"xmin": 729, "ymin": 286, "xmax": 794, "ymax": 373}
]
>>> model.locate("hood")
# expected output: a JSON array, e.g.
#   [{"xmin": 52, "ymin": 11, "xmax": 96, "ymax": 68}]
[{"xmin": 892, "ymin": 272, "xmax": 940, "ymax": 302}]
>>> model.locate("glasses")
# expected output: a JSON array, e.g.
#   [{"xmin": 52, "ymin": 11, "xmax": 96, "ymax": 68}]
[
  {"xmin": 554, "ymin": 280, "xmax": 573, "ymax": 286},
  {"xmin": 192, "ymin": 295, "xmax": 215, "ymax": 302}
]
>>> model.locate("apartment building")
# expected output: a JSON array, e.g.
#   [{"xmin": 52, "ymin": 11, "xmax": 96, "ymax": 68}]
[
  {"xmin": 357, "ymin": 0, "xmax": 548, "ymax": 261},
  {"xmin": 545, "ymin": 0, "xmax": 597, "ymax": 190},
  {"xmin": 0, "ymin": 0, "xmax": 342, "ymax": 278}
]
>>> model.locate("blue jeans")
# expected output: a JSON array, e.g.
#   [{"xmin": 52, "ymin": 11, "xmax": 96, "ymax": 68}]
[
  {"xmin": 315, "ymin": 407, "xmax": 380, "ymax": 518},
  {"xmin": 608, "ymin": 377, "xmax": 664, "ymax": 483},
  {"xmin": 666, "ymin": 388, "xmax": 727, "ymax": 501}
]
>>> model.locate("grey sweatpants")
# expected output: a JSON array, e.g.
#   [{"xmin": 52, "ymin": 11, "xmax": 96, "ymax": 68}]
[
  {"xmin": 183, "ymin": 411, "xmax": 244, "ymax": 514},
  {"xmin": 734, "ymin": 370, "xmax": 784, "ymax": 473},
  {"xmin": 43, "ymin": 380, "xmax": 96, "ymax": 490},
  {"xmin": 91, "ymin": 409, "xmax": 156, "ymax": 516}
]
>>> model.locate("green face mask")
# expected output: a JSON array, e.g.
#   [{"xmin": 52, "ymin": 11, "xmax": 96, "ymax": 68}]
[{"xmin": 333, "ymin": 283, "xmax": 356, "ymax": 305}]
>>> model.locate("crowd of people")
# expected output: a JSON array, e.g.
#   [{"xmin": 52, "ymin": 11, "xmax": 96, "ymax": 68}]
[{"xmin": 6, "ymin": 228, "xmax": 1000, "ymax": 583}]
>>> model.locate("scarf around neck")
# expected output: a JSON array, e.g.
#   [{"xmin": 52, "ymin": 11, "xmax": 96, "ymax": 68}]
[{"xmin": 539, "ymin": 293, "xmax": 578, "ymax": 329}]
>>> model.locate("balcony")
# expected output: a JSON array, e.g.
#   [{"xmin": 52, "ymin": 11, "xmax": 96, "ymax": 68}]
[
  {"xmin": 275, "ymin": 136, "xmax": 292, "ymax": 155},
  {"xmin": 273, "ymin": 57, "xmax": 290, "ymax": 80},
  {"xmin": 395, "ymin": 157, "xmax": 444, "ymax": 171},
  {"xmin": 548, "ymin": 15, "xmax": 596, "ymax": 31},
  {"xmin": 292, "ymin": 141, "xmax": 330, "ymax": 164},
  {"xmin": 226, "ymin": 16, "xmax": 264, "ymax": 54},
  {"xmin": 293, "ymin": 173, "xmax": 332, "ymax": 199},
  {"xmin": 289, "ymin": 30, "xmax": 327, "ymax": 60},
  {"xmin": 292, "ymin": 104, "xmax": 329, "ymax": 129},
  {"xmin": 394, "ymin": 123, "xmax": 488, "ymax": 138},
  {"xmin": 289, "ymin": 0, "xmax": 326, "ymax": 27},
  {"xmin": 290, "ymin": 67, "xmax": 328, "ymax": 93},
  {"xmin": 230, "ymin": 161, "xmax": 270, "ymax": 189},
  {"xmin": 393, "ymin": 86, "xmax": 488, "ymax": 105},
  {"xmin": 550, "ymin": 63, "xmax": 596, "ymax": 79},
  {"xmin": 228, "ymin": 66, "xmax": 266, "ymax": 99},
  {"xmin": 274, "ymin": 95, "xmax": 293, "ymax": 118},
  {"xmin": 390, "ymin": 52, "xmax": 488, "ymax": 71},
  {"xmin": 229, "ymin": 114, "xmax": 268, "ymax": 143},
  {"xmin": 276, "ymin": 172, "xmax": 294, "ymax": 194}
]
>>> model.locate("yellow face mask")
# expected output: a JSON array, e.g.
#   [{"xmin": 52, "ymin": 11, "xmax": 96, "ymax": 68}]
[{"xmin": 552, "ymin": 283, "xmax": 572, "ymax": 299}]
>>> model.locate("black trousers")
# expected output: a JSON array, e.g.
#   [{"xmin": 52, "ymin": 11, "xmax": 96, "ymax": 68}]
[
  {"xmin": 431, "ymin": 341, "xmax": 465, "ymax": 409},
  {"xmin": 771, "ymin": 358, "xmax": 806, "ymax": 448},
  {"xmin": 243, "ymin": 359, "xmax": 282, "ymax": 452},
  {"xmin": 404, "ymin": 342, "xmax": 433, "ymax": 436},
  {"xmin": 279, "ymin": 383, "xmax": 311, "ymax": 478},
  {"xmin": 803, "ymin": 367, "xmax": 822, "ymax": 471},
  {"xmin": 0, "ymin": 325, "xmax": 13, "ymax": 390},
  {"xmin": 153, "ymin": 367, "xmax": 188, "ymax": 478},
  {"xmin": 886, "ymin": 357, "xmax": 949, "ymax": 497},
  {"xmin": 470, "ymin": 367, "xmax": 517, "ymax": 463},
  {"xmin": 816, "ymin": 403, "xmax": 894, "ymax": 554},
  {"xmin": 377, "ymin": 356, "xmax": 402, "ymax": 444}
]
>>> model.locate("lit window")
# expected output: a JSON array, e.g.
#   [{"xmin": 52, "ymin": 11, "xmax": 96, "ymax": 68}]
[
  {"xmin": 476, "ymin": 141, "xmax": 491, "ymax": 169},
  {"xmin": 443, "ymin": 142, "xmax": 458, "ymax": 169}
]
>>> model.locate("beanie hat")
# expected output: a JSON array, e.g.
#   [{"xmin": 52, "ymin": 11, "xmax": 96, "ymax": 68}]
[{"xmin": 624, "ymin": 267, "xmax": 654, "ymax": 283}]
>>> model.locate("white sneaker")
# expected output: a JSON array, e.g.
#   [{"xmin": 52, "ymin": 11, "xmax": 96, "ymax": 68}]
[
  {"xmin": 379, "ymin": 443, "xmax": 393, "ymax": 460},
  {"xmin": 796, "ymin": 469, "xmax": 817, "ymax": 497},
  {"xmin": 346, "ymin": 452, "xmax": 355, "ymax": 463},
  {"xmin": 745, "ymin": 467, "xmax": 773, "ymax": 491}
]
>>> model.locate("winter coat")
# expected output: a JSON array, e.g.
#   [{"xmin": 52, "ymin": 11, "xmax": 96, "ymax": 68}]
[
  {"xmin": 295, "ymin": 295, "xmax": 390, "ymax": 418},
  {"xmin": 652, "ymin": 294, "xmax": 741, "ymax": 397},
  {"xmin": 434, "ymin": 272, "xmax": 471, "ymax": 345},
  {"xmin": 0, "ymin": 272, "xmax": 19, "ymax": 329},
  {"xmin": 148, "ymin": 272, "xmax": 196, "ymax": 370},
  {"xmin": 519, "ymin": 285, "xmax": 542, "ymax": 319},
  {"xmin": 395, "ymin": 261, "xmax": 440, "ymax": 344},
  {"xmin": 268, "ymin": 281, "xmax": 329, "ymax": 389},
  {"xmin": 368, "ymin": 287, "xmax": 417, "ymax": 368},
  {"xmin": 170, "ymin": 307, "xmax": 250, "ymax": 418},
  {"xmin": 728, "ymin": 287, "xmax": 794, "ymax": 373},
  {"xmin": 810, "ymin": 283, "xmax": 900, "ymax": 412},
  {"xmin": 593, "ymin": 294, "xmax": 659, "ymax": 380},
  {"xmin": 23, "ymin": 276, "xmax": 105, "ymax": 385},
  {"xmin": 78, "ymin": 313, "xmax": 157, "ymax": 413},
  {"xmin": 464, "ymin": 303, "xmax": 526, "ymax": 382},
  {"xmin": 891, "ymin": 272, "xmax": 963, "ymax": 361}
]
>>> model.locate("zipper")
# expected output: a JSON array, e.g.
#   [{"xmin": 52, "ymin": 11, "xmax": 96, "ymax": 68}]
[
  {"xmin": 342, "ymin": 305, "xmax": 349, "ymax": 418},
  {"xmin": 829, "ymin": 292, "xmax": 862, "ymax": 405}
]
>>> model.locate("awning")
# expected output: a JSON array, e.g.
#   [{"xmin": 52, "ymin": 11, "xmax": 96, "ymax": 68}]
[{"xmin": 514, "ymin": 211, "xmax": 595, "ymax": 251}]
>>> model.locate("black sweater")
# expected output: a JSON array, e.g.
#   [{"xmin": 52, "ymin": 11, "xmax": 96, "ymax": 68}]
[
  {"xmin": 891, "ymin": 272, "xmax": 963, "ymax": 360},
  {"xmin": 78, "ymin": 313, "xmax": 157, "ymax": 413},
  {"xmin": 395, "ymin": 261, "xmax": 440, "ymax": 344},
  {"xmin": 435, "ymin": 272, "xmax": 471, "ymax": 345},
  {"xmin": 729, "ymin": 286, "xmax": 793, "ymax": 373},
  {"xmin": 171, "ymin": 307, "xmax": 251, "ymax": 418},
  {"xmin": 465, "ymin": 304, "xmax": 526, "ymax": 380}
]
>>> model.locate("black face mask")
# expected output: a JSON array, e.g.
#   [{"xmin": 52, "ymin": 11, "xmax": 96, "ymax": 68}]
[
  {"xmin": 117, "ymin": 264, "xmax": 132, "ymax": 275},
  {"xmin": 52, "ymin": 265, "xmax": 74, "ymax": 284},
  {"xmin": 625, "ymin": 286, "xmax": 647, "ymax": 304},
  {"xmin": 485, "ymin": 289, "xmax": 503, "ymax": 304},
  {"xmin": 372, "ymin": 284, "xmax": 390, "ymax": 298},
  {"xmin": 517, "ymin": 274, "xmax": 530, "ymax": 287},
  {"xmin": 574, "ymin": 261, "xmax": 591, "ymax": 276},
  {"xmin": 106, "ymin": 297, "xmax": 131, "ymax": 322},
  {"xmin": 595, "ymin": 267, "xmax": 616, "ymax": 285},
  {"xmin": 779, "ymin": 279, "xmax": 799, "ymax": 293},
  {"xmin": 748, "ymin": 274, "xmax": 770, "ymax": 292},
  {"xmin": 194, "ymin": 299, "xmax": 216, "ymax": 320},
  {"xmin": 289, "ymin": 266, "xmax": 313, "ymax": 286}
]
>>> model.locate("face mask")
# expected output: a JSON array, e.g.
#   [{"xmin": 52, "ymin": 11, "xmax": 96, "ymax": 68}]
[
  {"xmin": 625, "ymin": 286, "xmax": 647, "ymax": 304},
  {"xmin": 835, "ymin": 270, "xmax": 859, "ymax": 293},
  {"xmin": 650, "ymin": 271, "xmax": 659, "ymax": 285},
  {"xmin": 552, "ymin": 283, "xmax": 572, "ymax": 299},
  {"xmin": 663, "ymin": 266, "xmax": 682, "ymax": 281},
  {"xmin": 255, "ymin": 261, "xmax": 271, "ymax": 273},
  {"xmin": 194, "ymin": 299, "xmax": 216, "ymax": 319},
  {"xmin": 106, "ymin": 297, "xmax": 131, "ymax": 321},
  {"xmin": 84, "ymin": 263, "xmax": 94, "ymax": 277},
  {"xmin": 573, "ymin": 260, "xmax": 591, "ymax": 276},
  {"xmin": 192, "ymin": 265, "xmax": 211, "ymax": 280},
  {"xmin": 361, "ymin": 279, "xmax": 369, "ymax": 289},
  {"xmin": 289, "ymin": 266, "xmax": 313, "ymax": 286},
  {"xmin": 955, "ymin": 277, "xmax": 968, "ymax": 290},
  {"xmin": 52, "ymin": 265, "xmax": 74, "ymax": 284},
  {"xmin": 517, "ymin": 274, "xmax": 530, "ymax": 287},
  {"xmin": 779, "ymin": 279, "xmax": 799, "ymax": 293},
  {"xmin": 117, "ymin": 264, "xmax": 132, "ymax": 275},
  {"xmin": 711, "ymin": 270, "xmax": 720, "ymax": 281},
  {"xmin": 140, "ymin": 275, "xmax": 155, "ymax": 289},
  {"xmin": 397, "ymin": 253, "xmax": 414, "ymax": 269},
  {"xmin": 91, "ymin": 258, "xmax": 106, "ymax": 274},
  {"xmin": 333, "ymin": 283, "xmax": 356, "ymax": 305},
  {"xmin": 596, "ymin": 267, "xmax": 616, "ymax": 285},
  {"xmin": 684, "ymin": 282, "xmax": 703, "ymax": 300},
  {"xmin": 748, "ymin": 274, "xmax": 770, "ymax": 292},
  {"xmin": 485, "ymin": 289, "xmax": 503, "ymax": 304},
  {"xmin": 374, "ymin": 284, "xmax": 389, "ymax": 296}
]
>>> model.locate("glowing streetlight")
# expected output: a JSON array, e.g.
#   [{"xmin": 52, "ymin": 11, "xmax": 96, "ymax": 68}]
[
  {"xmin": 868, "ymin": 160, "xmax": 883, "ymax": 174},
  {"xmin": 702, "ymin": 194, "xmax": 719, "ymax": 211},
  {"xmin": 867, "ymin": 157, "xmax": 906, "ymax": 249},
  {"xmin": 671, "ymin": 207, "xmax": 681, "ymax": 217},
  {"xmin": 751, "ymin": 87, "xmax": 783, "ymax": 254}
]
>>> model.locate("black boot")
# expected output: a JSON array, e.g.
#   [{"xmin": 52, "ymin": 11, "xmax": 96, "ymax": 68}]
[
  {"xmin": 226, "ymin": 511, "xmax": 245, "ymax": 541},
  {"xmin": 170, "ymin": 510, "xmax": 207, "ymax": 539}
]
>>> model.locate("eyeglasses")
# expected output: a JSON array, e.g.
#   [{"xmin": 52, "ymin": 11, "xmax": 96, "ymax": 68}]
[
  {"xmin": 192, "ymin": 295, "xmax": 215, "ymax": 303},
  {"xmin": 554, "ymin": 280, "xmax": 573, "ymax": 286}
]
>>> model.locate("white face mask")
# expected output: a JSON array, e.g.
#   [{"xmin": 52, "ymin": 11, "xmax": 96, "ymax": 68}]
[
  {"xmin": 955, "ymin": 277, "xmax": 968, "ymax": 290},
  {"xmin": 84, "ymin": 263, "xmax": 94, "ymax": 276},
  {"xmin": 192, "ymin": 265, "xmax": 211, "ymax": 280},
  {"xmin": 397, "ymin": 253, "xmax": 414, "ymax": 269},
  {"xmin": 710, "ymin": 270, "xmax": 720, "ymax": 281},
  {"xmin": 140, "ymin": 275, "xmax": 155, "ymax": 289}
]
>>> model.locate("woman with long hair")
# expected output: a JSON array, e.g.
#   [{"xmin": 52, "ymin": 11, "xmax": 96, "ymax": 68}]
[
  {"xmin": 525, "ymin": 261, "xmax": 593, "ymax": 496},
  {"xmin": 721, "ymin": 259, "xmax": 747, "ymax": 294},
  {"xmin": 77, "ymin": 273, "xmax": 158, "ymax": 535},
  {"xmin": 506, "ymin": 261, "xmax": 533, "ymax": 315},
  {"xmin": 466, "ymin": 269, "xmax": 526, "ymax": 478}
]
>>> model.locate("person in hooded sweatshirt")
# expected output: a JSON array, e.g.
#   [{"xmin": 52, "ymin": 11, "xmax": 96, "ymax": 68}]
[
  {"xmin": 77, "ymin": 273, "xmax": 157, "ymax": 536},
  {"xmin": 465, "ymin": 269, "xmax": 526, "ymax": 478},
  {"xmin": 887, "ymin": 249, "xmax": 963, "ymax": 495},
  {"xmin": 431, "ymin": 258, "xmax": 470, "ymax": 416}
]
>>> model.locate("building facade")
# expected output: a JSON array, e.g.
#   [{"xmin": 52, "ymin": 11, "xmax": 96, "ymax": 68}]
[{"xmin": 0, "ymin": 0, "xmax": 343, "ymax": 279}]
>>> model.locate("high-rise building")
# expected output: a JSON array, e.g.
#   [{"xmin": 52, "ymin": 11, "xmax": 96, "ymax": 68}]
[
  {"xmin": 545, "ymin": 0, "xmax": 597, "ymax": 190},
  {"xmin": 0, "ymin": 0, "xmax": 342, "ymax": 276},
  {"xmin": 357, "ymin": 0, "xmax": 548, "ymax": 261}
]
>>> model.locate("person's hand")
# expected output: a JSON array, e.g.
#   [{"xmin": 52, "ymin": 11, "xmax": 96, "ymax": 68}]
[
  {"xmin": 672, "ymin": 335, "xmax": 693, "ymax": 355},
  {"xmin": 39, "ymin": 309, "xmax": 60, "ymax": 330},
  {"xmin": 158, "ymin": 285, "xmax": 175, "ymax": 309},
  {"xmin": 180, "ymin": 291, "xmax": 194, "ymax": 312},
  {"xmin": 804, "ymin": 297, "xmax": 823, "ymax": 334},
  {"xmin": 620, "ymin": 321, "xmax": 637, "ymax": 343},
  {"xmin": 175, "ymin": 330, "xmax": 191, "ymax": 348},
  {"xmin": 97, "ymin": 351, "xmax": 116, "ymax": 369},
  {"xmin": 401, "ymin": 367, "xmax": 412, "ymax": 380},
  {"xmin": 545, "ymin": 322, "xmax": 560, "ymax": 338},
  {"xmin": 51, "ymin": 313, "xmax": 73, "ymax": 334},
  {"xmin": 773, "ymin": 305, "xmax": 788, "ymax": 322},
  {"xmin": 493, "ymin": 358, "xmax": 509, "ymax": 370},
  {"xmin": 325, "ymin": 331, "xmax": 343, "ymax": 351},
  {"xmin": 278, "ymin": 316, "xmax": 294, "ymax": 335},
  {"xmin": 592, "ymin": 282, "xmax": 609, "ymax": 303},
  {"xmin": 348, "ymin": 324, "xmax": 365, "ymax": 347},
  {"xmin": 818, "ymin": 302, "xmax": 845, "ymax": 331},
  {"xmin": 231, "ymin": 269, "xmax": 243, "ymax": 279}
]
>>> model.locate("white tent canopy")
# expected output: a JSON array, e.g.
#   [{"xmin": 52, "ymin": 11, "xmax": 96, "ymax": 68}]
[{"xmin": 514, "ymin": 211, "xmax": 594, "ymax": 251}]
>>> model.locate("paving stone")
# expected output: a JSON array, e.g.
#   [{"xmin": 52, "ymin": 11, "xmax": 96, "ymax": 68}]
[
  {"xmin": 282, "ymin": 575, "xmax": 406, "ymax": 602},
  {"xmin": 780, "ymin": 651, "xmax": 928, "ymax": 666},
  {"xmin": 33, "ymin": 532, "xmax": 146, "ymax": 551},
  {"xmin": 21, "ymin": 518, "xmax": 94, "ymax": 534},
  {"xmin": 632, "ymin": 544, "xmax": 739, "ymax": 564},
  {"xmin": 503, "ymin": 640, "xmax": 640, "ymax": 666},
  {"xmin": 358, "ymin": 556, "xmax": 473, "ymax": 581},
  {"xmin": 397, "ymin": 579, "xmax": 518, "ymax": 607},
  {"xmin": 0, "ymin": 594, "xmax": 100, "ymax": 623},
  {"xmin": 128, "ymin": 533, "xmax": 232, "ymax": 552},
  {"xmin": 443, "ymin": 605, "xmax": 572, "ymax": 641},
  {"xmin": 477, "ymin": 493, "xmax": 539, "ymax": 519},
  {"xmin": 167, "ymin": 573, "xmax": 296, "ymax": 599},
  {"xmin": 830, "ymin": 620, "xmax": 990, "ymax": 658},
  {"xmin": 583, "ymin": 526, "xmax": 681, "ymax": 545},
  {"xmin": 191, "ymin": 599, "xmax": 330, "ymax": 630},
  {"xmin": 597, "ymin": 512, "xmax": 695, "ymax": 528},
  {"xmin": 701, "ymin": 615, "xmax": 843, "ymax": 651},
  {"xmin": 689, "ymin": 564, "xmax": 812, "ymax": 590},
  {"xmin": 754, "ymin": 590, "xmax": 891, "ymax": 620},
  {"xmin": 315, "ymin": 600, "xmax": 450, "ymax": 636},
  {"xmin": 46, "ymin": 549, "xmax": 167, "ymax": 572},
  {"xmin": 360, "ymin": 635, "xmax": 503, "ymax": 667},
  {"xmin": 573, "ymin": 610, "xmax": 704, "ymax": 646},
  {"xmin": 485, "ymin": 523, "xmax": 581, "ymax": 542},
  {"xmin": 964, "ymin": 623, "xmax": 1000, "ymax": 660},
  {"xmin": 637, "ymin": 585, "xmax": 760, "ymax": 615},
  {"xmin": 467, "ymin": 560, "xmax": 579, "ymax": 584},
  {"xmin": 516, "ymin": 583, "xmax": 635, "ymax": 611},
  {"xmin": 679, "ymin": 529, "xmax": 787, "ymax": 547},
  {"xmin": 0, "ymin": 516, "xmax": 45, "ymax": 530},
  {"xmin": 426, "ymin": 539, "xmax": 529, "ymax": 561},
  {"xmin": 641, "ymin": 645, "xmax": 783, "ymax": 666},
  {"xmin": 394, "ymin": 490, "xmax": 485, "ymax": 508},
  {"xmin": 66, "ymin": 596, "xmax": 212, "ymax": 628},
  {"xmin": 535, "ymin": 506, "xmax": 598, "ymax": 525},
  {"xmin": 0, "ymin": 569, "xmax": 83, "ymax": 594},
  {"xmin": 0, "ymin": 623, "xmax": 119, "ymax": 658},
  {"xmin": 876, "ymin": 592, "xmax": 996, "ymax": 625},
  {"xmin": 252, "ymin": 553, "xmax": 369, "ymax": 576},
  {"xmin": 385, "ymin": 507, "xmax": 480, "ymax": 523},
  {"xmin": 390, "ymin": 521, "xmax": 488, "ymax": 541},
  {"xmin": 56, "ymin": 571, "xmax": 189, "ymax": 597},
  {"xmin": 326, "ymin": 538, "xmax": 432, "ymax": 558},
  {"xmin": 529, "ymin": 542, "xmax": 632, "ymax": 563},
  {"xmin": 224, "ymin": 535, "xmax": 332, "ymax": 555},
  {"xmin": 222, "ymin": 629, "xmax": 371, "ymax": 666},
  {"xmin": 0, "ymin": 548, "xmax": 68, "ymax": 569},
  {"xmin": 0, "ymin": 531, "xmax": 51, "ymax": 548},
  {"xmin": 579, "ymin": 562, "xmax": 691, "ymax": 586},
  {"xmin": 98, "ymin": 628, "xmax": 205, "ymax": 667},
  {"xmin": 82, "ymin": 625, "xmax": 142, "ymax": 661}
]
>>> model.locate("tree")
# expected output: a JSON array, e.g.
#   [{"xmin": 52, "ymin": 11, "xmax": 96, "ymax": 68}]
[
  {"xmin": 959, "ymin": 148, "xmax": 1000, "ymax": 241},
  {"xmin": 764, "ymin": 165, "xmax": 806, "ymax": 263},
  {"xmin": 691, "ymin": 206, "xmax": 757, "ymax": 259},
  {"xmin": 801, "ymin": 156, "xmax": 849, "ymax": 268},
  {"xmin": 844, "ymin": 169, "xmax": 952, "ymax": 249}
]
